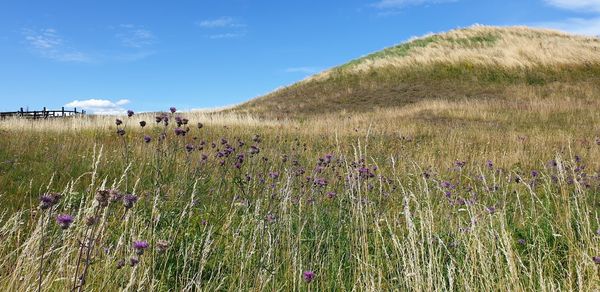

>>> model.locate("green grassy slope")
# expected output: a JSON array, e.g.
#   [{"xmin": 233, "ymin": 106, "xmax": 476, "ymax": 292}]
[{"xmin": 233, "ymin": 26, "xmax": 600, "ymax": 117}]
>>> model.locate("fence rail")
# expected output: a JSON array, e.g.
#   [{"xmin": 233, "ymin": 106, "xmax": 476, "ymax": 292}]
[{"xmin": 0, "ymin": 107, "xmax": 86, "ymax": 120}]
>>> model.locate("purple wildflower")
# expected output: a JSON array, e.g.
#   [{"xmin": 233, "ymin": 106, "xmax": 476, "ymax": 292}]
[
  {"xmin": 517, "ymin": 238, "xmax": 526, "ymax": 246},
  {"xmin": 531, "ymin": 170, "xmax": 539, "ymax": 178},
  {"xmin": 139, "ymin": 121, "xmax": 146, "ymax": 128},
  {"xmin": 127, "ymin": 110, "xmax": 134, "ymax": 117},
  {"xmin": 117, "ymin": 129, "xmax": 126, "ymax": 136},
  {"xmin": 303, "ymin": 270, "xmax": 315, "ymax": 283},
  {"xmin": 170, "ymin": 107, "xmax": 177, "ymax": 113},
  {"xmin": 593, "ymin": 256, "xmax": 600, "ymax": 264},
  {"xmin": 197, "ymin": 122, "xmax": 203, "ymax": 129},
  {"xmin": 144, "ymin": 135, "xmax": 152, "ymax": 143},
  {"xmin": 123, "ymin": 194, "xmax": 138, "ymax": 209},
  {"xmin": 155, "ymin": 116, "xmax": 163, "ymax": 123},
  {"xmin": 115, "ymin": 119, "xmax": 123, "ymax": 126},
  {"xmin": 174, "ymin": 127, "xmax": 185, "ymax": 136},
  {"xmin": 39, "ymin": 193, "xmax": 61, "ymax": 210},
  {"xmin": 269, "ymin": 172, "xmax": 280, "ymax": 179},
  {"xmin": 133, "ymin": 240, "xmax": 149, "ymax": 255},
  {"xmin": 185, "ymin": 144, "xmax": 195, "ymax": 152},
  {"xmin": 129, "ymin": 257, "xmax": 139, "ymax": 267},
  {"xmin": 486, "ymin": 160, "xmax": 493, "ymax": 169},
  {"xmin": 327, "ymin": 191, "xmax": 336, "ymax": 199},
  {"xmin": 56, "ymin": 214, "xmax": 74, "ymax": 230}
]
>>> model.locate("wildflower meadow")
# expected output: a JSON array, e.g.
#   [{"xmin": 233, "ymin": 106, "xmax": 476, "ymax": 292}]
[{"xmin": 0, "ymin": 103, "xmax": 598, "ymax": 291}]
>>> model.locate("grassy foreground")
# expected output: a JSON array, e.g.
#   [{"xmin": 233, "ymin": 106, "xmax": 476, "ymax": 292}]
[{"xmin": 0, "ymin": 97, "xmax": 599, "ymax": 291}]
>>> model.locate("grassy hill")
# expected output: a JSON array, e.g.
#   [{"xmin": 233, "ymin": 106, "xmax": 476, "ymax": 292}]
[{"xmin": 233, "ymin": 26, "xmax": 600, "ymax": 117}]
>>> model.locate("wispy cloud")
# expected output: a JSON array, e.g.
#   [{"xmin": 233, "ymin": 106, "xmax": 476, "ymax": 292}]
[
  {"xmin": 116, "ymin": 24, "xmax": 155, "ymax": 48},
  {"xmin": 539, "ymin": 0, "xmax": 600, "ymax": 36},
  {"xmin": 196, "ymin": 17, "xmax": 247, "ymax": 39},
  {"xmin": 285, "ymin": 67, "xmax": 321, "ymax": 74},
  {"xmin": 65, "ymin": 99, "xmax": 130, "ymax": 115},
  {"xmin": 22, "ymin": 28, "xmax": 90, "ymax": 62},
  {"xmin": 196, "ymin": 17, "xmax": 245, "ymax": 28},
  {"xmin": 535, "ymin": 17, "xmax": 600, "ymax": 36},
  {"xmin": 208, "ymin": 32, "xmax": 246, "ymax": 39},
  {"xmin": 372, "ymin": 0, "xmax": 457, "ymax": 9},
  {"xmin": 545, "ymin": 0, "xmax": 600, "ymax": 12}
]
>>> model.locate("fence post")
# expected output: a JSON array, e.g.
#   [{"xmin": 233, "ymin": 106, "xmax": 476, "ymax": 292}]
[
  {"xmin": 20, "ymin": 107, "xmax": 23, "ymax": 117},
  {"xmin": 62, "ymin": 107, "xmax": 65, "ymax": 117}
]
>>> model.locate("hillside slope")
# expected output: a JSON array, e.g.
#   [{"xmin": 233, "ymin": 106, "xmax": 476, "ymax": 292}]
[{"xmin": 234, "ymin": 26, "xmax": 600, "ymax": 117}]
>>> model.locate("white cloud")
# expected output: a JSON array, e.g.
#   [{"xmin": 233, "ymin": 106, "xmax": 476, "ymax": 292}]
[
  {"xmin": 545, "ymin": 0, "xmax": 600, "ymax": 12},
  {"xmin": 22, "ymin": 28, "xmax": 90, "ymax": 62},
  {"xmin": 196, "ymin": 17, "xmax": 245, "ymax": 28},
  {"xmin": 116, "ymin": 24, "xmax": 155, "ymax": 48},
  {"xmin": 285, "ymin": 67, "xmax": 321, "ymax": 74},
  {"xmin": 65, "ymin": 99, "xmax": 131, "ymax": 115},
  {"xmin": 208, "ymin": 32, "xmax": 246, "ymax": 39},
  {"xmin": 535, "ymin": 17, "xmax": 600, "ymax": 36},
  {"xmin": 372, "ymin": 0, "xmax": 457, "ymax": 9}
]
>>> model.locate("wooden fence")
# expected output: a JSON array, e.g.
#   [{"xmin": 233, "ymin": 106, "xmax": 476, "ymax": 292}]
[{"xmin": 0, "ymin": 107, "xmax": 86, "ymax": 120}]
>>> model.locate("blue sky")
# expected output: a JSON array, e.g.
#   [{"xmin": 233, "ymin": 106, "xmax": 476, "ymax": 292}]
[{"xmin": 0, "ymin": 0, "xmax": 599, "ymax": 114}]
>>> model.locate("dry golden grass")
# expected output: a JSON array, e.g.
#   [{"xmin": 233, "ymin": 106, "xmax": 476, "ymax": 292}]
[
  {"xmin": 235, "ymin": 26, "xmax": 600, "ymax": 117},
  {"xmin": 317, "ymin": 25, "xmax": 600, "ymax": 78}
]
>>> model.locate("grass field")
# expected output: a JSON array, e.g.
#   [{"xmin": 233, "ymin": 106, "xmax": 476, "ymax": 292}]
[
  {"xmin": 0, "ymin": 25, "xmax": 599, "ymax": 291},
  {"xmin": 0, "ymin": 92, "xmax": 599, "ymax": 290}
]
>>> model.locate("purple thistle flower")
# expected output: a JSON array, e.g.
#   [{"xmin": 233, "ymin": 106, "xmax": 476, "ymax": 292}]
[
  {"xmin": 117, "ymin": 129, "xmax": 126, "ymax": 136},
  {"xmin": 197, "ymin": 122, "xmax": 204, "ymax": 129},
  {"xmin": 531, "ymin": 170, "xmax": 539, "ymax": 178},
  {"xmin": 133, "ymin": 240, "xmax": 149, "ymax": 255},
  {"xmin": 116, "ymin": 259, "xmax": 126, "ymax": 269},
  {"xmin": 144, "ymin": 135, "xmax": 152, "ymax": 143},
  {"xmin": 486, "ymin": 160, "xmax": 493, "ymax": 169},
  {"xmin": 139, "ymin": 121, "xmax": 146, "ymax": 128},
  {"xmin": 517, "ymin": 238, "xmax": 526, "ymax": 246},
  {"xmin": 441, "ymin": 181, "xmax": 453, "ymax": 188},
  {"xmin": 174, "ymin": 127, "xmax": 185, "ymax": 136},
  {"xmin": 115, "ymin": 119, "xmax": 123, "ymax": 126},
  {"xmin": 185, "ymin": 144, "xmax": 195, "ymax": 152},
  {"xmin": 155, "ymin": 116, "xmax": 163, "ymax": 123},
  {"xmin": 313, "ymin": 178, "xmax": 328, "ymax": 187},
  {"xmin": 129, "ymin": 257, "xmax": 139, "ymax": 267},
  {"xmin": 39, "ymin": 193, "xmax": 61, "ymax": 210},
  {"xmin": 302, "ymin": 270, "xmax": 315, "ymax": 283},
  {"xmin": 127, "ymin": 110, "xmax": 134, "ymax": 117},
  {"xmin": 327, "ymin": 191, "xmax": 336, "ymax": 199},
  {"xmin": 593, "ymin": 256, "xmax": 600, "ymax": 264},
  {"xmin": 123, "ymin": 194, "xmax": 138, "ymax": 209},
  {"xmin": 269, "ymin": 172, "xmax": 279, "ymax": 179},
  {"xmin": 170, "ymin": 107, "xmax": 177, "ymax": 113},
  {"xmin": 56, "ymin": 214, "xmax": 74, "ymax": 230}
]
